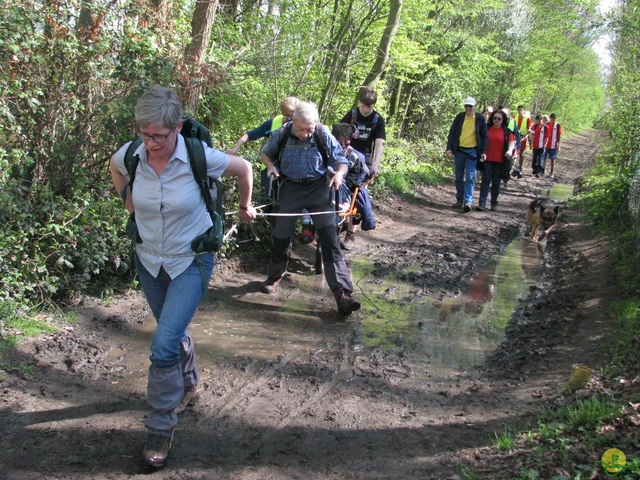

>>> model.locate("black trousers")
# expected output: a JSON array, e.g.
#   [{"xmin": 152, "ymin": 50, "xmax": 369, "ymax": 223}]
[{"xmin": 268, "ymin": 178, "xmax": 354, "ymax": 293}]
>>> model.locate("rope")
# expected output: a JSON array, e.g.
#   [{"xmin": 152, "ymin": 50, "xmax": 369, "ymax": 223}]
[{"xmin": 226, "ymin": 204, "xmax": 347, "ymax": 217}]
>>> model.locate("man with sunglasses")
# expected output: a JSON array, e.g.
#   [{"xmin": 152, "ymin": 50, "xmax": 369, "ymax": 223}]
[{"xmin": 445, "ymin": 96, "xmax": 488, "ymax": 212}]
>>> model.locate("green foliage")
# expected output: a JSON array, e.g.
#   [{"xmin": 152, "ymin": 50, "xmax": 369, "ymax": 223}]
[
  {"xmin": 606, "ymin": 0, "xmax": 640, "ymax": 170},
  {"xmin": 564, "ymin": 396, "xmax": 621, "ymax": 429},
  {"xmin": 374, "ymin": 137, "xmax": 449, "ymax": 196},
  {"xmin": 608, "ymin": 300, "xmax": 640, "ymax": 369},
  {"xmin": 572, "ymin": 158, "xmax": 632, "ymax": 228},
  {"xmin": 0, "ymin": 177, "xmax": 130, "ymax": 304}
]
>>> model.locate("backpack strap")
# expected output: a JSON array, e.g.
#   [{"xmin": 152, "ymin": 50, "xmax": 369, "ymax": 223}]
[
  {"xmin": 312, "ymin": 124, "xmax": 329, "ymax": 167},
  {"xmin": 183, "ymin": 137, "xmax": 222, "ymax": 219},
  {"xmin": 276, "ymin": 122, "xmax": 293, "ymax": 163},
  {"xmin": 275, "ymin": 122, "xmax": 329, "ymax": 167},
  {"xmin": 123, "ymin": 138, "xmax": 143, "ymax": 194},
  {"xmin": 183, "ymin": 136, "xmax": 225, "ymax": 302}
]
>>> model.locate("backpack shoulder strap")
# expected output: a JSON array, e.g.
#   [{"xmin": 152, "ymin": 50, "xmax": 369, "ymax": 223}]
[
  {"xmin": 350, "ymin": 108, "xmax": 358, "ymax": 124},
  {"xmin": 123, "ymin": 138, "xmax": 143, "ymax": 189},
  {"xmin": 313, "ymin": 124, "xmax": 329, "ymax": 167},
  {"xmin": 275, "ymin": 122, "xmax": 293, "ymax": 162},
  {"xmin": 184, "ymin": 137, "xmax": 219, "ymax": 217}
]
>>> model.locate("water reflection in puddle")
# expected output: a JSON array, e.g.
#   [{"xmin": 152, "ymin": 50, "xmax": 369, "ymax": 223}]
[{"xmin": 351, "ymin": 237, "xmax": 546, "ymax": 372}]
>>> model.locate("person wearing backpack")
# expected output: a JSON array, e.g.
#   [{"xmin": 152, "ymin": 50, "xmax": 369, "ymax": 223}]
[
  {"xmin": 227, "ymin": 96, "xmax": 299, "ymax": 196},
  {"xmin": 109, "ymin": 85, "xmax": 256, "ymax": 469},
  {"xmin": 445, "ymin": 96, "xmax": 488, "ymax": 212},
  {"xmin": 260, "ymin": 102, "xmax": 361, "ymax": 316},
  {"xmin": 340, "ymin": 86, "xmax": 386, "ymax": 177}
]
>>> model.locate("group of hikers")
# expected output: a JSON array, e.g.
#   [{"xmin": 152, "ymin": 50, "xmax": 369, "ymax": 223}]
[
  {"xmin": 109, "ymin": 85, "xmax": 564, "ymax": 469},
  {"xmin": 109, "ymin": 85, "xmax": 385, "ymax": 469},
  {"xmin": 446, "ymin": 97, "xmax": 562, "ymax": 212}
]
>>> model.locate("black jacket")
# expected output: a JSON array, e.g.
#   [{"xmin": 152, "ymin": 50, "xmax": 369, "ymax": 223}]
[{"xmin": 446, "ymin": 112, "xmax": 488, "ymax": 158}]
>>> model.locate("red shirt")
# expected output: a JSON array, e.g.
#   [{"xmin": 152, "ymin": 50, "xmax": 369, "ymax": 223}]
[
  {"xmin": 530, "ymin": 124, "xmax": 548, "ymax": 150},
  {"xmin": 486, "ymin": 127, "xmax": 514, "ymax": 162},
  {"xmin": 545, "ymin": 122, "xmax": 562, "ymax": 149}
]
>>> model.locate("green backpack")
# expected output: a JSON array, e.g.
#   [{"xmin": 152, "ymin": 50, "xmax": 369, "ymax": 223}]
[{"xmin": 123, "ymin": 117, "xmax": 226, "ymax": 261}]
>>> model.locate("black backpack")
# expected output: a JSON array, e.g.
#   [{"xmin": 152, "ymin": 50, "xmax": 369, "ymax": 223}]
[{"xmin": 123, "ymin": 118, "xmax": 225, "ymax": 256}]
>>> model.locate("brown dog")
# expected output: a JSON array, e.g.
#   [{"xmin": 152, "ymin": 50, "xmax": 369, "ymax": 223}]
[{"xmin": 526, "ymin": 197, "xmax": 559, "ymax": 241}]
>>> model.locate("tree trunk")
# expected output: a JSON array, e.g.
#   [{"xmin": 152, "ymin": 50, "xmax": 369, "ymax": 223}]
[
  {"xmin": 361, "ymin": 0, "xmax": 402, "ymax": 88},
  {"xmin": 184, "ymin": 0, "xmax": 219, "ymax": 114}
]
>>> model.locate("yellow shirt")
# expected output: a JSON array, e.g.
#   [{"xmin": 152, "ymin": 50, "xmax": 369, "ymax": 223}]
[{"xmin": 459, "ymin": 116, "xmax": 477, "ymax": 148}]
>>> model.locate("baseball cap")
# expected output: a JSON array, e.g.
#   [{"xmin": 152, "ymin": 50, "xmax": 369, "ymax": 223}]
[{"xmin": 463, "ymin": 96, "xmax": 477, "ymax": 107}]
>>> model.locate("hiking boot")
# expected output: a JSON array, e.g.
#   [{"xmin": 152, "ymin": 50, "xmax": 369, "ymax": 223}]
[
  {"xmin": 516, "ymin": 172, "xmax": 523, "ymax": 179},
  {"xmin": 475, "ymin": 205, "xmax": 485, "ymax": 212},
  {"xmin": 333, "ymin": 289, "xmax": 361, "ymax": 316},
  {"xmin": 261, "ymin": 276, "xmax": 282, "ymax": 294},
  {"xmin": 510, "ymin": 168, "xmax": 520, "ymax": 177},
  {"xmin": 463, "ymin": 204, "xmax": 471, "ymax": 213},
  {"xmin": 340, "ymin": 232, "xmax": 356, "ymax": 251},
  {"xmin": 175, "ymin": 386, "xmax": 198, "ymax": 414},
  {"xmin": 299, "ymin": 224, "xmax": 314, "ymax": 244},
  {"xmin": 452, "ymin": 199, "xmax": 463, "ymax": 209},
  {"xmin": 143, "ymin": 432, "xmax": 173, "ymax": 469}
]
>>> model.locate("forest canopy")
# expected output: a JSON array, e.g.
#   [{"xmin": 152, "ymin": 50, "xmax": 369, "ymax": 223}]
[{"xmin": 0, "ymin": 0, "xmax": 624, "ymax": 305}]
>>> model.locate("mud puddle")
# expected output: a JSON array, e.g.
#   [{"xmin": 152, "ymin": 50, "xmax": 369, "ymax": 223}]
[{"xmin": 101, "ymin": 233, "xmax": 552, "ymax": 391}]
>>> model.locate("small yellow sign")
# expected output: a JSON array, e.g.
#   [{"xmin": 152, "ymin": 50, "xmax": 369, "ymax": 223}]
[{"xmin": 602, "ymin": 448, "xmax": 626, "ymax": 475}]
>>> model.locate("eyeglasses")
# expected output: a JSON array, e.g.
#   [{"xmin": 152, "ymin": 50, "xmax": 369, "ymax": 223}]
[
  {"xmin": 139, "ymin": 131, "xmax": 173, "ymax": 144},
  {"xmin": 464, "ymin": 105, "xmax": 474, "ymax": 108}
]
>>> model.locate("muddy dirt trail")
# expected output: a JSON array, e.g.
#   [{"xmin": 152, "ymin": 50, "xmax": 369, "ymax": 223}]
[{"xmin": 0, "ymin": 130, "xmax": 614, "ymax": 479}]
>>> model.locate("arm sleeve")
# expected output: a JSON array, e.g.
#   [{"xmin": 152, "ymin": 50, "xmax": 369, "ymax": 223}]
[
  {"xmin": 261, "ymin": 128, "xmax": 282, "ymax": 160},
  {"xmin": 246, "ymin": 118, "xmax": 274, "ymax": 141}
]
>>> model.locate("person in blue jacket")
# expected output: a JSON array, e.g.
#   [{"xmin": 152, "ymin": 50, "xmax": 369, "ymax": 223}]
[{"xmin": 228, "ymin": 97, "xmax": 299, "ymax": 197}]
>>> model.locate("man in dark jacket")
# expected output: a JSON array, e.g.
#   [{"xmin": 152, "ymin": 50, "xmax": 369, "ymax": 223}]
[{"xmin": 445, "ymin": 97, "xmax": 488, "ymax": 212}]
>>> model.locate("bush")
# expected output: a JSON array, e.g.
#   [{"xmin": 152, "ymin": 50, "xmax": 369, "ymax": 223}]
[{"xmin": 0, "ymin": 179, "xmax": 130, "ymax": 304}]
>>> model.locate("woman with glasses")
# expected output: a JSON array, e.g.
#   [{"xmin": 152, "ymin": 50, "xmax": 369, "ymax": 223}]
[
  {"xmin": 109, "ymin": 85, "xmax": 256, "ymax": 469},
  {"xmin": 476, "ymin": 109, "xmax": 515, "ymax": 211}
]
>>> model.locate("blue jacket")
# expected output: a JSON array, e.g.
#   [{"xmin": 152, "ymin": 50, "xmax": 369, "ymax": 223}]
[
  {"xmin": 353, "ymin": 187, "xmax": 375, "ymax": 231},
  {"xmin": 446, "ymin": 112, "xmax": 488, "ymax": 158}
]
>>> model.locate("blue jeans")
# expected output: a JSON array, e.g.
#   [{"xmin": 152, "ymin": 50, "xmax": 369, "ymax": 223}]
[
  {"xmin": 454, "ymin": 149, "xmax": 477, "ymax": 205},
  {"xmin": 136, "ymin": 254, "xmax": 214, "ymax": 434},
  {"xmin": 478, "ymin": 161, "xmax": 502, "ymax": 208}
]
